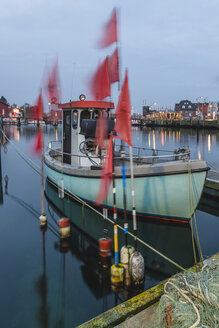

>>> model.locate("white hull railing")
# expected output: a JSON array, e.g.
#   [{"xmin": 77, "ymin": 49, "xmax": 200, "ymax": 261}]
[{"xmin": 47, "ymin": 140, "xmax": 191, "ymax": 166}]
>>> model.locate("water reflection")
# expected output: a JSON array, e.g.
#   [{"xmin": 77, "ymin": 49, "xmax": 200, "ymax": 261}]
[
  {"xmin": 45, "ymin": 179, "xmax": 199, "ymax": 279},
  {"xmin": 36, "ymin": 226, "xmax": 49, "ymax": 328},
  {"xmin": 208, "ymin": 134, "xmax": 211, "ymax": 152},
  {"xmin": 136, "ymin": 126, "xmax": 219, "ymax": 169},
  {"xmin": 0, "ymin": 144, "xmax": 3, "ymax": 205},
  {"xmin": 1, "ymin": 125, "xmax": 218, "ymax": 327},
  {"xmin": 198, "ymin": 187, "xmax": 219, "ymax": 218}
]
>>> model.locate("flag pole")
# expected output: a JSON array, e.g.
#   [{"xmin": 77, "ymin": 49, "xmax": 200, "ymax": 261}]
[
  {"xmin": 39, "ymin": 89, "xmax": 47, "ymax": 226},
  {"xmin": 40, "ymin": 124, "xmax": 45, "ymax": 216},
  {"xmin": 116, "ymin": 29, "xmax": 128, "ymax": 246},
  {"xmin": 121, "ymin": 142, "xmax": 128, "ymax": 246},
  {"xmin": 129, "ymin": 146, "xmax": 137, "ymax": 250},
  {"xmin": 129, "ymin": 144, "xmax": 145, "ymax": 285},
  {"xmin": 111, "ymin": 135, "xmax": 119, "ymax": 266},
  {"xmin": 110, "ymin": 134, "xmax": 124, "ymax": 287}
]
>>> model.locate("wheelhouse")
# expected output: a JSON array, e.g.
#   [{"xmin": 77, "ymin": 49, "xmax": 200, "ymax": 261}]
[{"xmin": 59, "ymin": 95, "xmax": 114, "ymax": 167}]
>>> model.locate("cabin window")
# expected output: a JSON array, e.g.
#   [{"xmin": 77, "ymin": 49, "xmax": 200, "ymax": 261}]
[
  {"xmin": 72, "ymin": 110, "xmax": 78, "ymax": 129},
  {"xmin": 92, "ymin": 110, "xmax": 99, "ymax": 119},
  {"xmin": 80, "ymin": 110, "xmax": 90, "ymax": 126}
]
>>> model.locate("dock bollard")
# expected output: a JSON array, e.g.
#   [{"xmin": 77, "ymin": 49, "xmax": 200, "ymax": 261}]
[
  {"xmin": 39, "ymin": 214, "xmax": 47, "ymax": 226},
  {"xmin": 59, "ymin": 218, "xmax": 71, "ymax": 239},
  {"xmin": 129, "ymin": 251, "xmax": 145, "ymax": 285},
  {"xmin": 120, "ymin": 245, "xmax": 135, "ymax": 286}
]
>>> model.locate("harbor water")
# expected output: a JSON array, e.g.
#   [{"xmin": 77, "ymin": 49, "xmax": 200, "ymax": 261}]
[{"xmin": 0, "ymin": 125, "xmax": 218, "ymax": 327}]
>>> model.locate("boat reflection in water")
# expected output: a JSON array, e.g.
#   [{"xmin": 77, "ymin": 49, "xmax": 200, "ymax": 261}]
[
  {"xmin": 45, "ymin": 178, "xmax": 199, "ymax": 284},
  {"xmin": 198, "ymin": 186, "xmax": 219, "ymax": 218}
]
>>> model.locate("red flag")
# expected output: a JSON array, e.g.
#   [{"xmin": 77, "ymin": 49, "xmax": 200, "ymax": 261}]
[
  {"xmin": 97, "ymin": 8, "xmax": 118, "ymax": 48},
  {"xmin": 114, "ymin": 70, "xmax": 132, "ymax": 146},
  {"xmin": 33, "ymin": 129, "xmax": 42, "ymax": 155},
  {"xmin": 46, "ymin": 60, "xmax": 61, "ymax": 104},
  {"xmin": 95, "ymin": 110, "xmax": 108, "ymax": 148},
  {"xmin": 97, "ymin": 134, "xmax": 113, "ymax": 204},
  {"xmin": 109, "ymin": 47, "xmax": 119, "ymax": 83},
  {"xmin": 90, "ymin": 57, "xmax": 111, "ymax": 100},
  {"xmin": 35, "ymin": 91, "xmax": 44, "ymax": 121}
]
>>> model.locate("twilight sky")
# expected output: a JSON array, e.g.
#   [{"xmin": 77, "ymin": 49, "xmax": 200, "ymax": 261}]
[{"xmin": 1, "ymin": 0, "xmax": 219, "ymax": 112}]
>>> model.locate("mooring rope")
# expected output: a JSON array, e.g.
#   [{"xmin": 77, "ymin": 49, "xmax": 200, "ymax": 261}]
[
  {"xmin": 188, "ymin": 161, "xmax": 198, "ymax": 264},
  {"xmin": 206, "ymin": 161, "xmax": 219, "ymax": 173},
  {"xmin": 188, "ymin": 160, "xmax": 204, "ymax": 263},
  {"xmin": 1, "ymin": 126, "xmax": 185, "ymax": 271},
  {"xmin": 7, "ymin": 193, "xmax": 60, "ymax": 238}
]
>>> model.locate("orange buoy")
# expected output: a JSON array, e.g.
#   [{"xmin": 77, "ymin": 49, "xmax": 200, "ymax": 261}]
[
  {"xmin": 99, "ymin": 237, "xmax": 112, "ymax": 257},
  {"xmin": 59, "ymin": 218, "xmax": 71, "ymax": 239},
  {"xmin": 59, "ymin": 218, "xmax": 70, "ymax": 228}
]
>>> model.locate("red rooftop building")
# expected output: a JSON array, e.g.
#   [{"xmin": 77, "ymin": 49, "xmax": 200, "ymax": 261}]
[{"xmin": 0, "ymin": 101, "xmax": 9, "ymax": 118}]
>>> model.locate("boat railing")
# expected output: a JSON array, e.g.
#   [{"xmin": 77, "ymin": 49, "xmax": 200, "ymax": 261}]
[
  {"xmin": 47, "ymin": 141, "xmax": 102, "ymax": 166},
  {"xmin": 47, "ymin": 140, "xmax": 190, "ymax": 165},
  {"xmin": 114, "ymin": 144, "xmax": 190, "ymax": 164}
]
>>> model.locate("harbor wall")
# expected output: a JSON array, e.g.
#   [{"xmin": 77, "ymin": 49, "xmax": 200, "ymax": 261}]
[{"xmin": 140, "ymin": 119, "xmax": 219, "ymax": 129}]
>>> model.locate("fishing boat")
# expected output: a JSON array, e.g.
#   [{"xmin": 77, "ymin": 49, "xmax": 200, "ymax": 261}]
[{"xmin": 44, "ymin": 94, "xmax": 208, "ymax": 223}]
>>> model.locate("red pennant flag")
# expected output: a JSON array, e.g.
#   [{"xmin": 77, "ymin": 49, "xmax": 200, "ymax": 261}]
[
  {"xmin": 35, "ymin": 91, "xmax": 44, "ymax": 121},
  {"xmin": 90, "ymin": 57, "xmax": 111, "ymax": 100},
  {"xmin": 95, "ymin": 110, "xmax": 108, "ymax": 148},
  {"xmin": 97, "ymin": 8, "xmax": 118, "ymax": 48},
  {"xmin": 97, "ymin": 134, "xmax": 113, "ymax": 204},
  {"xmin": 46, "ymin": 59, "xmax": 61, "ymax": 104},
  {"xmin": 114, "ymin": 70, "xmax": 132, "ymax": 146},
  {"xmin": 109, "ymin": 47, "xmax": 119, "ymax": 83},
  {"xmin": 33, "ymin": 129, "xmax": 42, "ymax": 155}
]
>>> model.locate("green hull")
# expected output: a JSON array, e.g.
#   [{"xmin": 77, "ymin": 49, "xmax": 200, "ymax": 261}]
[{"xmin": 45, "ymin": 163, "xmax": 206, "ymax": 221}]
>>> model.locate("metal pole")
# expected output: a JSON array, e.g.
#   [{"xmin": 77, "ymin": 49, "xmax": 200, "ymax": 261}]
[
  {"xmin": 129, "ymin": 145, "xmax": 137, "ymax": 250},
  {"xmin": 39, "ymin": 89, "xmax": 47, "ymax": 225},
  {"xmin": 121, "ymin": 142, "xmax": 128, "ymax": 246},
  {"xmin": 112, "ymin": 137, "xmax": 119, "ymax": 266},
  {"xmin": 40, "ymin": 125, "xmax": 45, "ymax": 215}
]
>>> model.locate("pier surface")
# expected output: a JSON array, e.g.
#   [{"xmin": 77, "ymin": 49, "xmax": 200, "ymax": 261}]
[{"xmin": 78, "ymin": 253, "xmax": 218, "ymax": 328}]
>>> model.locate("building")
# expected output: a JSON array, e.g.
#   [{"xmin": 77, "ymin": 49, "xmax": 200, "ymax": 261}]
[
  {"xmin": 197, "ymin": 102, "xmax": 209, "ymax": 120},
  {"xmin": 175, "ymin": 100, "xmax": 197, "ymax": 119},
  {"xmin": 9, "ymin": 107, "xmax": 23, "ymax": 118},
  {"xmin": 47, "ymin": 109, "xmax": 62, "ymax": 124},
  {"xmin": 0, "ymin": 101, "xmax": 9, "ymax": 118},
  {"xmin": 142, "ymin": 106, "xmax": 157, "ymax": 119}
]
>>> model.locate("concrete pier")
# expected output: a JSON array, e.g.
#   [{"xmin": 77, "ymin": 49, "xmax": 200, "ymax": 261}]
[
  {"xmin": 139, "ymin": 118, "xmax": 219, "ymax": 129},
  {"xmin": 78, "ymin": 253, "xmax": 218, "ymax": 328}
]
